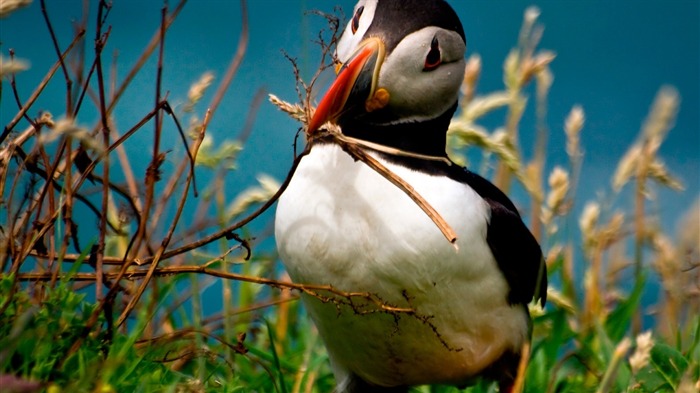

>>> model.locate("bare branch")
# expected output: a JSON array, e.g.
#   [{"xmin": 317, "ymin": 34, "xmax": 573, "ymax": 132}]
[{"xmin": 1, "ymin": 29, "xmax": 86, "ymax": 143}]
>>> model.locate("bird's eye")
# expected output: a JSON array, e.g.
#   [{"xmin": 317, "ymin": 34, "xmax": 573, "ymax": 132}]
[
  {"xmin": 351, "ymin": 6, "xmax": 364, "ymax": 34},
  {"xmin": 423, "ymin": 36, "xmax": 442, "ymax": 71}
]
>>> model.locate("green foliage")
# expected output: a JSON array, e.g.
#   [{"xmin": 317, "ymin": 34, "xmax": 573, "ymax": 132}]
[
  {"xmin": 0, "ymin": 274, "xmax": 178, "ymax": 392},
  {"xmin": 195, "ymin": 136, "xmax": 243, "ymax": 170}
]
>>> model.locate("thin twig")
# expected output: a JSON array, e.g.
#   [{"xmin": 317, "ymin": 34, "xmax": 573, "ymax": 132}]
[
  {"xmin": 8, "ymin": 50, "xmax": 37, "ymax": 127},
  {"xmin": 138, "ymin": 142, "xmax": 309, "ymax": 265},
  {"xmin": 207, "ymin": 0, "xmax": 249, "ymax": 120},
  {"xmin": 128, "ymin": 4, "xmax": 168, "ymax": 262},
  {"xmin": 40, "ymin": 0, "xmax": 74, "ymax": 117},
  {"xmin": 105, "ymin": 0, "xmax": 187, "ymax": 116},
  {"xmin": 116, "ymin": 98, "xmax": 206, "ymax": 327},
  {"xmin": 1, "ymin": 30, "xmax": 86, "ymax": 143},
  {"xmin": 13, "ymin": 268, "xmax": 414, "ymax": 315},
  {"xmin": 93, "ymin": 0, "xmax": 112, "ymax": 301},
  {"xmin": 237, "ymin": 86, "xmax": 267, "ymax": 145},
  {"xmin": 325, "ymin": 131, "xmax": 458, "ymax": 245}
]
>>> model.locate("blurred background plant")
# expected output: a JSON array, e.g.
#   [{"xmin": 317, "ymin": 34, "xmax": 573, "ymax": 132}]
[{"xmin": 1, "ymin": 1, "xmax": 698, "ymax": 392}]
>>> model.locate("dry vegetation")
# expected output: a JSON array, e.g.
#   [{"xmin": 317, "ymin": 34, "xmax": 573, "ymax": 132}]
[{"xmin": 0, "ymin": 1, "xmax": 698, "ymax": 392}]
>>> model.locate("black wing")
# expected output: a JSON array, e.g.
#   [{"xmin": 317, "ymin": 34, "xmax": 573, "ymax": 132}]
[{"xmin": 460, "ymin": 170, "xmax": 548, "ymax": 307}]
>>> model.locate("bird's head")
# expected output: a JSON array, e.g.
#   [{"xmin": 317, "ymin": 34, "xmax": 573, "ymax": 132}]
[{"xmin": 308, "ymin": 0, "xmax": 466, "ymax": 143}]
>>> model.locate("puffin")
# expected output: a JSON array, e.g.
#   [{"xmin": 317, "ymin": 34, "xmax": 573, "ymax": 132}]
[{"xmin": 275, "ymin": 0, "xmax": 547, "ymax": 391}]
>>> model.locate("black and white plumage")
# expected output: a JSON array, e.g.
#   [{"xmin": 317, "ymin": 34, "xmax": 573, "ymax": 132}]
[{"xmin": 275, "ymin": 1, "xmax": 547, "ymax": 391}]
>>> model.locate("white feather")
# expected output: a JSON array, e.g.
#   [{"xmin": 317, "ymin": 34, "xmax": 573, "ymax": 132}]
[
  {"xmin": 337, "ymin": 0, "xmax": 378, "ymax": 62},
  {"xmin": 275, "ymin": 144, "xmax": 528, "ymax": 387}
]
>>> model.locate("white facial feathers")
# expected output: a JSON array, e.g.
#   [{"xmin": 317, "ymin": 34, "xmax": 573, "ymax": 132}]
[
  {"xmin": 336, "ymin": 0, "xmax": 378, "ymax": 63},
  {"xmin": 379, "ymin": 27, "xmax": 466, "ymax": 122}
]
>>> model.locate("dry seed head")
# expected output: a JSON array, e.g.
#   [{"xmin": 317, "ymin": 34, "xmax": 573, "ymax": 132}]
[
  {"xmin": 0, "ymin": 0, "xmax": 32, "ymax": 17},
  {"xmin": 535, "ymin": 65, "xmax": 553, "ymax": 98},
  {"xmin": 517, "ymin": 6, "xmax": 541, "ymax": 58},
  {"xmin": 654, "ymin": 232, "xmax": 677, "ymax": 262},
  {"xmin": 647, "ymin": 158, "xmax": 684, "ymax": 191},
  {"xmin": 524, "ymin": 51, "xmax": 555, "ymax": 86},
  {"xmin": 596, "ymin": 211, "xmax": 625, "ymax": 250},
  {"xmin": 602, "ymin": 212, "xmax": 625, "ymax": 237},
  {"xmin": 612, "ymin": 87, "xmax": 680, "ymax": 193},
  {"xmin": 492, "ymin": 129, "xmax": 510, "ymax": 146},
  {"xmin": 606, "ymin": 242, "xmax": 631, "ymax": 285},
  {"xmin": 541, "ymin": 209, "xmax": 554, "ymax": 232},
  {"xmin": 226, "ymin": 174, "xmax": 281, "ymax": 218},
  {"xmin": 523, "ymin": 162, "xmax": 543, "ymax": 201},
  {"xmin": 642, "ymin": 86, "xmax": 679, "ymax": 154},
  {"xmin": 39, "ymin": 118, "xmax": 103, "ymax": 153},
  {"xmin": 465, "ymin": 54, "xmax": 482, "ymax": 84},
  {"xmin": 629, "ymin": 331, "xmax": 654, "ymax": 374},
  {"xmin": 615, "ymin": 337, "xmax": 633, "ymax": 358},
  {"xmin": 542, "ymin": 167, "xmax": 569, "ymax": 233},
  {"xmin": 579, "ymin": 202, "xmax": 600, "ymax": 243},
  {"xmin": 504, "ymin": 49, "xmax": 521, "ymax": 90},
  {"xmin": 545, "ymin": 245, "xmax": 563, "ymax": 265},
  {"xmin": 187, "ymin": 115, "xmax": 201, "ymax": 138},
  {"xmin": 462, "ymin": 91, "xmax": 512, "ymax": 122},
  {"xmin": 652, "ymin": 233, "xmax": 681, "ymax": 290},
  {"xmin": 533, "ymin": 51, "xmax": 556, "ymax": 70},
  {"xmin": 448, "ymin": 123, "xmax": 491, "ymax": 149},
  {"xmin": 462, "ymin": 54, "xmax": 481, "ymax": 101},
  {"xmin": 546, "ymin": 166, "xmax": 569, "ymax": 210},
  {"xmin": 269, "ymin": 94, "xmax": 308, "ymax": 124},
  {"xmin": 39, "ymin": 112, "xmax": 55, "ymax": 128},
  {"xmin": 448, "ymin": 123, "xmax": 523, "ymax": 178},
  {"xmin": 185, "ymin": 72, "xmax": 215, "ymax": 112},
  {"xmin": 524, "ymin": 6, "xmax": 541, "ymax": 25},
  {"xmin": 612, "ymin": 144, "xmax": 642, "ymax": 192},
  {"xmin": 565, "ymin": 105, "xmax": 584, "ymax": 158},
  {"xmin": 545, "ymin": 287, "xmax": 576, "ymax": 313},
  {"xmin": 0, "ymin": 55, "xmax": 30, "ymax": 77},
  {"xmin": 491, "ymin": 130, "xmax": 523, "ymax": 176}
]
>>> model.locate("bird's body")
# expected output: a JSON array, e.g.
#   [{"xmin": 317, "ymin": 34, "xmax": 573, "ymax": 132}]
[
  {"xmin": 276, "ymin": 142, "xmax": 530, "ymax": 388},
  {"xmin": 274, "ymin": 0, "xmax": 546, "ymax": 390}
]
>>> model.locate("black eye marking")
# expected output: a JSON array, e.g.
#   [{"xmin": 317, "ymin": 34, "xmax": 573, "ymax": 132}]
[
  {"xmin": 423, "ymin": 35, "xmax": 442, "ymax": 71},
  {"xmin": 351, "ymin": 5, "xmax": 365, "ymax": 34}
]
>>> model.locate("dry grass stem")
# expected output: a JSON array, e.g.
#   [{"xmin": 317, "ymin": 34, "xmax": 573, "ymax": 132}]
[{"xmin": 327, "ymin": 131, "xmax": 459, "ymax": 245}]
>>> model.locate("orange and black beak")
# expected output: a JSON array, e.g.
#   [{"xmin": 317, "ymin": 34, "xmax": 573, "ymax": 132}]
[{"xmin": 307, "ymin": 37, "xmax": 388, "ymax": 134}]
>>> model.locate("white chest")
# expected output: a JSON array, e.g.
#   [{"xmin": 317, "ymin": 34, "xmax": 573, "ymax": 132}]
[{"xmin": 274, "ymin": 144, "xmax": 528, "ymax": 386}]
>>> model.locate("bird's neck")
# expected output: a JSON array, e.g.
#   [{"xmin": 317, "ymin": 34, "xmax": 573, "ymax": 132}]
[{"xmin": 339, "ymin": 102, "xmax": 458, "ymax": 158}]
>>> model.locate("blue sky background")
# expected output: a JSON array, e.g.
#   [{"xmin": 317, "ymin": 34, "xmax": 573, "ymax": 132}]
[{"xmin": 2, "ymin": 1, "xmax": 698, "ymax": 308}]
